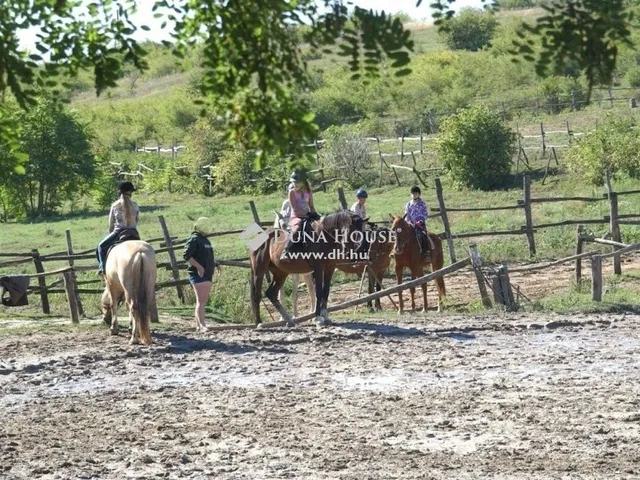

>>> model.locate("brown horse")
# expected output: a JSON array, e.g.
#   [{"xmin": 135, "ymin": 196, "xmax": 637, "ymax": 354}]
[
  {"xmin": 336, "ymin": 225, "xmax": 394, "ymax": 311},
  {"xmin": 250, "ymin": 210, "xmax": 364, "ymax": 327},
  {"xmin": 389, "ymin": 215, "xmax": 446, "ymax": 313},
  {"xmin": 100, "ymin": 241, "xmax": 156, "ymax": 345}
]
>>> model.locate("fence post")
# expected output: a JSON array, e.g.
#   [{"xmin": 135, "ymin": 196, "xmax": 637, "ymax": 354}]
[
  {"xmin": 419, "ymin": 127, "xmax": 423, "ymax": 155},
  {"xmin": 608, "ymin": 87, "xmax": 614, "ymax": 108},
  {"xmin": 468, "ymin": 244, "xmax": 491, "ymax": 308},
  {"xmin": 337, "ymin": 187, "xmax": 348, "ymax": 210},
  {"xmin": 377, "ymin": 136, "xmax": 384, "ymax": 187},
  {"xmin": 400, "ymin": 133, "xmax": 405, "ymax": 162},
  {"xmin": 31, "ymin": 249, "xmax": 50, "ymax": 314},
  {"xmin": 314, "ymin": 138, "xmax": 320, "ymax": 167},
  {"xmin": 492, "ymin": 263, "xmax": 517, "ymax": 312},
  {"xmin": 566, "ymin": 120, "xmax": 572, "ymax": 145},
  {"xmin": 591, "ymin": 255, "xmax": 603, "ymax": 302},
  {"xmin": 523, "ymin": 175, "xmax": 536, "ymax": 257},
  {"xmin": 540, "ymin": 121, "xmax": 546, "ymax": 156},
  {"xmin": 575, "ymin": 225, "xmax": 584, "ymax": 286},
  {"xmin": 570, "ymin": 89, "xmax": 577, "ymax": 111},
  {"xmin": 65, "ymin": 229, "xmax": 85, "ymax": 317},
  {"xmin": 435, "ymin": 178, "xmax": 456, "ymax": 263},
  {"xmin": 606, "ymin": 185, "xmax": 622, "ymax": 275},
  {"xmin": 62, "ymin": 271, "xmax": 80, "ymax": 324},
  {"xmin": 157, "ymin": 215, "xmax": 185, "ymax": 304}
]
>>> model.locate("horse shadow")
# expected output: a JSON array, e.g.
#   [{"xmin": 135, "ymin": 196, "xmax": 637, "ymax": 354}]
[{"xmin": 152, "ymin": 331, "xmax": 293, "ymax": 356}]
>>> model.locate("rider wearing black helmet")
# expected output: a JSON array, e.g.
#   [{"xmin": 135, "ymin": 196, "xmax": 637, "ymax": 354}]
[
  {"xmin": 351, "ymin": 189, "xmax": 368, "ymax": 219},
  {"xmin": 96, "ymin": 181, "xmax": 140, "ymax": 275}
]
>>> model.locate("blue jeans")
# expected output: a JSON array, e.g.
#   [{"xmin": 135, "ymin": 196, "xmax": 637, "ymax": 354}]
[{"xmin": 97, "ymin": 229, "xmax": 122, "ymax": 272}]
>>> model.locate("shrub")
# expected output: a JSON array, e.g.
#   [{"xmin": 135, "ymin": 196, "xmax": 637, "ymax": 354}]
[
  {"xmin": 435, "ymin": 106, "xmax": 516, "ymax": 190},
  {"xmin": 321, "ymin": 125, "xmax": 377, "ymax": 188},
  {"xmin": 626, "ymin": 66, "xmax": 640, "ymax": 87},
  {"xmin": 439, "ymin": 8, "xmax": 498, "ymax": 52},
  {"xmin": 565, "ymin": 114, "xmax": 640, "ymax": 186}
]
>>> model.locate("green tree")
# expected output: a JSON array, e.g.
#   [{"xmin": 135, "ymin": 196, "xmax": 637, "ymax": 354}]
[
  {"xmin": 435, "ymin": 106, "xmax": 516, "ymax": 190},
  {"xmin": 439, "ymin": 8, "xmax": 499, "ymax": 51},
  {"xmin": 1, "ymin": 96, "xmax": 95, "ymax": 217},
  {"xmin": 0, "ymin": 0, "xmax": 636, "ymax": 167},
  {"xmin": 565, "ymin": 114, "xmax": 640, "ymax": 186}
]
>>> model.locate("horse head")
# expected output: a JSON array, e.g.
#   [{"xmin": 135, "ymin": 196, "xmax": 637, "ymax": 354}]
[{"xmin": 390, "ymin": 214, "xmax": 412, "ymax": 256}]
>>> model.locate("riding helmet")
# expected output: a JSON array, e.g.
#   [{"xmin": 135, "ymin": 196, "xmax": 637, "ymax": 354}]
[
  {"xmin": 410, "ymin": 185, "xmax": 421, "ymax": 195},
  {"xmin": 356, "ymin": 189, "xmax": 368, "ymax": 199},
  {"xmin": 118, "ymin": 181, "xmax": 136, "ymax": 194},
  {"xmin": 290, "ymin": 170, "xmax": 307, "ymax": 182}
]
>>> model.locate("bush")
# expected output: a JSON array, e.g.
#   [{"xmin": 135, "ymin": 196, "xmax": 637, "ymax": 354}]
[
  {"xmin": 496, "ymin": 0, "xmax": 535, "ymax": 9},
  {"xmin": 565, "ymin": 114, "xmax": 640, "ymax": 186},
  {"xmin": 439, "ymin": 8, "xmax": 498, "ymax": 52},
  {"xmin": 321, "ymin": 125, "xmax": 377, "ymax": 188},
  {"xmin": 626, "ymin": 67, "xmax": 640, "ymax": 87},
  {"xmin": 435, "ymin": 106, "xmax": 516, "ymax": 190}
]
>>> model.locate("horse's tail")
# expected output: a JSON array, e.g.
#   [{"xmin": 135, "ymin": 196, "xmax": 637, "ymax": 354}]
[
  {"xmin": 249, "ymin": 236, "xmax": 271, "ymax": 324},
  {"xmin": 132, "ymin": 251, "xmax": 153, "ymax": 345},
  {"xmin": 430, "ymin": 234, "xmax": 446, "ymax": 298}
]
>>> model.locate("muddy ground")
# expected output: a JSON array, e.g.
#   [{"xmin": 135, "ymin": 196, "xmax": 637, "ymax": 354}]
[{"xmin": 1, "ymin": 312, "xmax": 640, "ymax": 479}]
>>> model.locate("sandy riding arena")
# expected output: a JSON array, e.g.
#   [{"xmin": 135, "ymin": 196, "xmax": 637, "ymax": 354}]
[{"xmin": 2, "ymin": 313, "xmax": 640, "ymax": 479}]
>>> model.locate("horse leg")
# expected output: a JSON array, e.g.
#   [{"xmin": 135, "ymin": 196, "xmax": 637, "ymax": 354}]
[
  {"xmin": 265, "ymin": 270, "xmax": 293, "ymax": 326},
  {"xmin": 409, "ymin": 281, "xmax": 416, "ymax": 313},
  {"xmin": 107, "ymin": 284, "xmax": 119, "ymax": 335},
  {"xmin": 303, "ymin": 272, "xmax": 316, "ymax": 315},
  {"xmin": 367, "ymin": 270, "xmax": 375, "ymax": 313},
  {"xmin": 395, "ymin": 264, "xmax": 404, "ymax": 315},
  {"xmin": 374, "ymin": 272, "xmax": 383, "ymax": 311},
  {"xmin": 129, "ymin": 304, "xmax": 139, "ymax": 345},
  {"xmin": 319, "ymin": 267, "xmax": 335, "ymax": 326},
  {"xmin": 412, "ymin": 265, "xmax": 427, "ymax": 313},
  {"xmin": 291, "ymin": 274, "xmax": 299, "ymax": 318},
  {"xmin": 312, "ymin": 266, "xmax": 326, "ymax": 327}
]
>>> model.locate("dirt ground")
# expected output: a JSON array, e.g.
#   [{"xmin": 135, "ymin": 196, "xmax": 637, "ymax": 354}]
[{"xmin": 2, "ymin": 311, "xmax": 640, "ymax": 480}]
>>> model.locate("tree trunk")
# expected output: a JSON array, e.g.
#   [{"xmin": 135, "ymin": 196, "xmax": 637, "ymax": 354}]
[{"xmin": 37, "ymin": 181, "xmax": 45, "ymax": 216}]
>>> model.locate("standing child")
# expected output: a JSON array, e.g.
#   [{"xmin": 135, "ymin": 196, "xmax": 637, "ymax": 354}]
[{"xmin": 183, "ymin": 217, "xmax": 222, "ymax": 332}]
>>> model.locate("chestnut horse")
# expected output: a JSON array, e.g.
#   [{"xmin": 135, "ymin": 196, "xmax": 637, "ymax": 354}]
[
  {"xmin": 389, "ymin": 215, "xmax": 446, "ymax": 313},
  {"xmin": 250, "ymin": 210, "xmax": 364, "ymax": 327},
  {"xmin": 100, "ymin": 241, "xmax": 156, "ymax": 345},
  {"xmin": 336, "ymin": 225, "xmax": 394, "ymax": 311}
]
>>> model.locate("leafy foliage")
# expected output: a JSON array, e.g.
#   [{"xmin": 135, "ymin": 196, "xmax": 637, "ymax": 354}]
[
  {"xmin": 509, "ymin": 0, "xmax": 633, "ymax": 98},
  {"xmin": 439, "ymin": 8, "xmax": 499, "ymax": 52},
  {"xmin": 435, "ymin": 106, "xmax": 516, "ymax": 190},
  {"xmin": 0, "ymin": 95, "xmax": 95, "ymax": 217},
  {"xmin": 565, "ymin": 114, "xmax": 640, "ymax": 186}
]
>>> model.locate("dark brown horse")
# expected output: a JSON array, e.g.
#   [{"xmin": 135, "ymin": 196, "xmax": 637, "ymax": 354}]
[
  {"xmin": 336, "ymin": 225, "xmax": 394, "ymax": 311},
  {"xmin": 389, "ymin": 215, "xmax": 446, "ymax": 313},
  {"xmin": 250, "ymin": 210, "xmax": 365, "ymax": 327}
]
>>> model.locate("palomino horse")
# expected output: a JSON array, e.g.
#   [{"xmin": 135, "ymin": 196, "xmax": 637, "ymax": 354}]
[
  {"xmin": 389, "ymin": 215, "xmax": 446, "ymax": 313},
  {"xmin": 100, "ymin": 241, "xmax": 156, "ymax": 345},
  {"xmin": 250, "ymin": 210, "xmax": 364, "ymax": 326},
  {"xmin": 273, "ymin": 208, "xmax": 316, "ymax": 318}
]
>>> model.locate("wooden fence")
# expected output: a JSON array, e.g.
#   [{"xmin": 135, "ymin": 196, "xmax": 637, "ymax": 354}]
[{"xmin": 432, "ymin": 174, "xmax": 640, "ymax": 264}]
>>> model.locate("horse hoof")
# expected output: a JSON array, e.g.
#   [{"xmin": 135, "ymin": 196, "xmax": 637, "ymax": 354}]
[
  {"xmin": 129, "ymin": 338, "xmax": 140, "ymax": 345},
  {"xmin": 315, "ymin": 316, "xmax": 327, "ymax": 328},
  {"xmin": 397, "ymin": 310, "xmax": 403, "ymax": 315},
  {"xmin": 286, "ymin": 320, "xmax": 296, "ymax": 328},
  {"xmin": 256, "ymin": 323, "xmax": 264, "ymax": 330}
]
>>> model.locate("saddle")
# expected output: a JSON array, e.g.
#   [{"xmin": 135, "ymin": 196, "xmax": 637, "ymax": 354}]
[
  {"xmin": 106, "ymin": 228, "xmax": 141, "ymax": 258},
  {"xmin": 289, "ymin": 212, "xmax": 320, "ymax": 253}
]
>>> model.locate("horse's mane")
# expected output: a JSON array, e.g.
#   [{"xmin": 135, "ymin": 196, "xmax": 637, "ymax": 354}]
[{"xmin": 314, "ymin": 210, "xmax": 352, "ymax": 233}]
